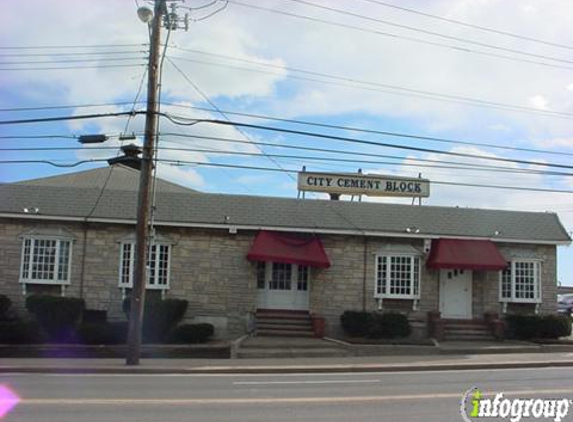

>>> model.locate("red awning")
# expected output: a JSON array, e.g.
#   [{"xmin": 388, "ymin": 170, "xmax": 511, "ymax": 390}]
[
  {"xmin": 426, "ymin": 239, "xmax": 507, "ymax": 271},
  {"xmin": 247, "ymin": 231, "xmax": 331, "ymax": 268}
]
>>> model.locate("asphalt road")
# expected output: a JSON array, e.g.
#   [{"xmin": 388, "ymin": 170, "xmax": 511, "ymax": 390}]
[{"xmin": 2, "ymin": 367, "xmax": 573, "ymax": 422}]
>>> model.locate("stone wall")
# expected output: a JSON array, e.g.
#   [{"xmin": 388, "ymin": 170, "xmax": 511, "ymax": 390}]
[
  {"xmin": 0, "ymin": 219, "xmax": 86, "ymax": 315},
  {"xmin": 497, "ymin": 243, "xmax": 557, "ymax": 315},
  {"xmin": 310, "ymin": 236, "xmax": 436, "ymax": 337},
  {"xmin": 0, "ymin": 218, "xmax": 561, "ymax": 340}
]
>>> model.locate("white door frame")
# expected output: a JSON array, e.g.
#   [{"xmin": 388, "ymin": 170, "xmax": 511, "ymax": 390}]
[
  {"xmin": 257, "ymin": 262, "xmax": 310, "ymax": 311},
  {"xmin": 439, "ymin": 269, "xmax": 473, "ymax": 319}
]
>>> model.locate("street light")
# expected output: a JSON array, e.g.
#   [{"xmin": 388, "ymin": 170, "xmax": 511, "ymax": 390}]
[{"xmin": 137, "ymin": 7, "xmax": 154, "ymax": 23}]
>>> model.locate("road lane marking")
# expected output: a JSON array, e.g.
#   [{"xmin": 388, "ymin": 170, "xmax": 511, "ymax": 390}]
[
  {"xmin": 233, "ymin": 380, "xmax": 380, "ymax": 385},
  {"xmin": 4, "ymin": 366, "xmax": 570, "ymax": 378},
  {"xmin": 17, "ymin": 388, "xmax": 573, "ymax": 406}
]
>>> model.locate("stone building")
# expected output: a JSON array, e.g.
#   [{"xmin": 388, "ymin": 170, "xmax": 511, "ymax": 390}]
[{"xmin": 0, "ymin": 164, "xmax": 569, "ymax": 339}]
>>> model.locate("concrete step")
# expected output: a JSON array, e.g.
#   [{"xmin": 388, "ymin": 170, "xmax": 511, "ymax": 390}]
[
  {"xmin": 444, "ymin": 327, "xmax": 491, "ymax": 333},
  {"xmin": 257, "ymin": 322, "xmax": 313, "ymax": 331},
  {"xmin": 443, "ymin": 320, "xmax": 494, "ymax": 341},
  {"xmin": 255, "ymin": 310, "xmax": 314, "ymax": 338},
  {"xmin": 444, "ymin": 334, "xmax": 495, "ymax": 341},
  {"xmin": 444, "ymin": 324, "xmax": 489, "ymax": 331},
  {"xmin": 236, "ymin": 347, "xmax": 349, "ymax": 359},
  {"xmin": 256, "ymin": 329, "xmax": 315, "ymax": 337},
  {"xmin": 256, "ymin": 317, "xmax": 312, "ymax": 325},
  {"xmin": 255, "ymin": 313, "xmax": 311, "ymax": 321},
  {"xmin": 241, "ymin": 337, "xmax": 332, "ymax": 349},
  {"xmin": 445, "ymin": 332, "xmax": 492, "ymax": 339}
]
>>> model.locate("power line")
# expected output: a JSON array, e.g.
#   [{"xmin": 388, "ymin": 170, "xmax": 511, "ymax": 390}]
[
  {"xmin": 0, "ymin": 159, "xmax": 108, "ymax": 168},
  {"xmin": 0, "ymin": 111, "xmax": 145, "ymax": 125},
  {"xmin": 151, "ymin": 146, "xmax": 573, "ymax": 177},
  {"xmin": 155, "ymin": 159, "xmax": 573, "ymax": 194},
  {"xmin": 123, "ymin": 69, "xmax": 148, "ymax": 136},
  {"xmin": 0, "ymin": 102, "xmax": 145, "ymax": 113},
  {"xmin": 162, "ymin": 133, "xmax": 569, "ymax": 175},
  {"xmin": 0, "ymin": 135, "xmax": 79, "ymax": 139},
  {"xmin": 0, "ymin": 147, "xmax": 120, "ymax": 151},
  {"xmin": 2, "ymin": 154, "xmax": 571, "ymax": 193},
  {"xmin": 189, "ymin": 0, "xmax": 229, "ymax": 21},
  {"xmin": 1, "ymin": 133, "xmax": 562, "ymax": 176},
  {"xmin": 0, "ymin": 50, "xmax": 146, "ymax": 57},
  {"xmin": 165, "ymin": 114, "xmax": 573, "ymax": 170},
  {"xmin": 167, "ymin": 57, "xmax": 297, "ymax": 183},
  {"xmin": 163, "ymin": 103, "xmax": 573, "ymax": 158},
  {"xmin": 359, "ymin": 0, "xmax": 573, "ymax": 51},
  {"xmin": 0, "ymin": 64, "xmax": 146, "ymax": 71},
  {"xmin": 5, "ymin": 109, "xmax": 573, "ymax": 171},
  {"xmin": 0, "ymin": 130, "xmax": 545, "ymax": 173},
  {"xmin": 280, "ymin": 0, "xmax": 573, "ymax": 65},
  {"xmin": 160, "ymin": 132, "xmax": 491, "ymax": 169},
  {"xmin": 0, "ymin": 44, "xmax": 146, "ymax": 50},
  {"xmin": 7, "ymin": 143, "xmax": 572, "ymax": 177},
  {"xmin": 169, "ymin": 51, "xmax": 573, "ymax": 120},
  {"xmin": 0, "ymin": 57, "xmax": 146, "ymax": 65},
  {"xmin": 4, "ymin": 98, "xmax": 572, "ymax": 159},
  {"xmin": 227, "ymin": 0, "xmax": 573, "ymax": 72}
]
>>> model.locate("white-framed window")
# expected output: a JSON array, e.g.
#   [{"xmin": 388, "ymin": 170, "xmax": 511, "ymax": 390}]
[
  {"xmin": 20, "ymin": 237, "xmax": 73, "ymax": 285},
  {"xmin": 375, "ymin": 255, "xmax": 421, "ymax": 299},
  {"xmin": 119, "ymin": 242, "xmax": 171, "ymax": 290},
  {"xmin": 256, "ymin": 262, "xmax": 309, "ymax": 291},
  {"xmin": 499, "ymin": 260, "xmax": 541, "ymax": 303}
]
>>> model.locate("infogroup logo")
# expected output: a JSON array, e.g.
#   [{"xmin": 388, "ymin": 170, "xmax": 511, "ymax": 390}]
[{"xmin": 460, "ymin": 387, "xmax": 572, "ymax": 422}]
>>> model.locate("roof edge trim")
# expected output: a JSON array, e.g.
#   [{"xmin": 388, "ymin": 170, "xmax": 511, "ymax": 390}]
[{"xmin": 0, "ymin": 213, "xmax": 569, "ymax": 246}]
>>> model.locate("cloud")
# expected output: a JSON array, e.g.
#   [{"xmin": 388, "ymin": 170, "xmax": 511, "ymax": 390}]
[
  {"xmin": 534, "ymin": 138, "xmax": 573, "ymax": 149},
  {"xmin": 527, "ymin": 95, "xmax": 549, "ymax": 110},
  {"xmin": 361, "ymin": 146, "xmax": 573, "ymax": 229}
]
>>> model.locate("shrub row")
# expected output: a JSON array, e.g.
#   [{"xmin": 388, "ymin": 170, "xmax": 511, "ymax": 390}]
[
  {"xmin": 26, "ymin": 295, "xmax": 85, "ymax": 343},
  {"xmin": 76, "ymin": 322, "xmax": 128, "ymax": 345},
  {"xmin": 505, "ymin": 314, "xmax": 572, "ymax": 340},
  {"xmin": 0, "ymin": 294, "xmax": 213, "ymax": 345},
  {"xmin": 0, "ymin": 321, "xmax": 43, "ymax": 344},
  {"xmin": 168, "ymin": 323, "xmax": 215, "ymax": 344},
  {"xmin": 340, "ymin": 310, "xmax": 411, "ymax": 339},
  {"xmin": 122, "ymin": 297, "xmax": 188, "ymax": 343},
  {"xmin": 0, "ymin": 295, "xmax": 11, "ymax": 320}
]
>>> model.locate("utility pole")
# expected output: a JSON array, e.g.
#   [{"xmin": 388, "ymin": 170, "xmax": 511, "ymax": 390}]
[
  {"xmin": 126, "ymin": 0, "xmax": 165, "ymax": 366},
  {"xmin": 125, "ymin": 0, "xmax": 216, "ymax": 365}
]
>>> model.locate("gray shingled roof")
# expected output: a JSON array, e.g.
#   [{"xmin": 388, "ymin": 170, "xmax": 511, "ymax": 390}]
[
  {"xmin": 0, "ymin": 166, "xmax": 570, "ymax": 243},
  {"xmin": 13, "ymin": 165, "xmax": 196, "ymax": 194}
]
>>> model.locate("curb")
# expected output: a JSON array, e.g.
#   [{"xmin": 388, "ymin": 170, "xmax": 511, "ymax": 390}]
[{"xmin": 1, "ymin": 360, "xmax": 572, "ymax": 375}]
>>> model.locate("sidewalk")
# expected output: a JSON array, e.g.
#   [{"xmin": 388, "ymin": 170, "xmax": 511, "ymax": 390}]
[{"xmin": 2, "ymin": 350, "xmax": 573, "ymax": 374}]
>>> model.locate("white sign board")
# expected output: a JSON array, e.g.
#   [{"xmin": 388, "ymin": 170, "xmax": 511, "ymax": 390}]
[{"xmin": 298, "ymin": 172, "xmax": 430, "ymax": 198}]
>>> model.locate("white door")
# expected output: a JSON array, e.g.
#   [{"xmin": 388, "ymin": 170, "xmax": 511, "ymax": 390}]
[
  {"xmin": 439, "ymin": 269, "xmax": 472, "ymax": 319},
  {"xmin": 257, "ymin": 262, "xmax": 309, "ymax": 310}
]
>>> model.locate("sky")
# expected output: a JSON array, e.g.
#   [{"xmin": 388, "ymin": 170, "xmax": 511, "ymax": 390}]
[{"xmin": 1, "ymin": 0, "xmax": 573, "ymax": 284}]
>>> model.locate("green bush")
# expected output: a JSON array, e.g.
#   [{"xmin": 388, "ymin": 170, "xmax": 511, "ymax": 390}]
[
  {"xmin": 168, "ymin": 323, "xmax": 214, "ymax": 344},
  {"xmin": 505, "ymin": 315, "xmax": 542, "ymax": 339},
  {"xmin": 368, "ymin": 312, "xmax": 412, "ymax": 339},
  {"xmin": 0, "ymin": 295, "xmax": 11, "ymax": 319},
  {"xmin": 505, "ymin": 314, "xmax": 572, "ymax": 340},
  {"xmin": 341, "ymin": 310, "xmax": 411, "ymax": 339},
  {"xmin": 539, "ymin": 315, "xmax": 572, "ymax": 338},
  {"xmin": 340, "ymin": 311, "xmax": 373, "ymax": 337},
  {"xmin": 82, "ymin": 309, "xmax": 108, "ymax": 324},
  {"xmin": 0, "ymin": 321, "xmax": 43, "ymax": 344},
  {"xmin": 76, "ymin": 322, "xmax": 126, "ymax": 345},
  {"xmin": 123, "ymin": 297, "xmax": 188, "ymax": 343},
  {"xmin": 25, "ymin": 295, "xmax": 85, "ymax": 343}
]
